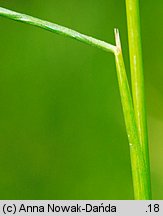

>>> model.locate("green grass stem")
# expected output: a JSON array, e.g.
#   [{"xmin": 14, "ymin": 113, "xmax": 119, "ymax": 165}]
[
  {"xmin": 114, "ymin": 29, "xmax": 149, "ymax": 199},
  {"xmin": 125, "ymin": 0, "xmax": 151, "ymax": 199}
]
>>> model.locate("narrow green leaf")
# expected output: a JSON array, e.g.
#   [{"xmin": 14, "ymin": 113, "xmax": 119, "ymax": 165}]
[{"xmin": 0, "ymin": 7, "xmax": 116, "ymax": 54}]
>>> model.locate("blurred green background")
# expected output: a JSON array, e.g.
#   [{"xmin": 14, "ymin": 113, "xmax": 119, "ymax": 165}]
[{"xmin": 0, "ymin": 0, "xmax": 162, "ymax": 199}]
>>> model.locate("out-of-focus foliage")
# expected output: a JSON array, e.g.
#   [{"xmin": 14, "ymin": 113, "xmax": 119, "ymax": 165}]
[{"xmin": 0, "ymin": 0, "xmax": 162, "ymax": 199}]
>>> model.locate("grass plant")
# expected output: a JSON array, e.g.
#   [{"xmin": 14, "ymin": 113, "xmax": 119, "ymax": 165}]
[{"xmin": 0, "ymin": 0, "xmax": 151, "ymax": 200}]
